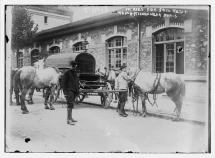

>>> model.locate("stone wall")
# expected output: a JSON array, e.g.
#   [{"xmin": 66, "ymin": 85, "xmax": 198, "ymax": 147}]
[
  {"xmin": 38, "ymin": 21, "xmax": 139, "ymax": 71},
  {"xmin": 184, "ymin": 17, "xmax": 208, "ymax": 76}
]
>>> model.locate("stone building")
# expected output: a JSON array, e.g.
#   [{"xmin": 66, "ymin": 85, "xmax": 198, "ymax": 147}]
[
  {"xmin": 11, "ymin": 5, "xmax": 73, "ymax": 68},
  {"xmin": 14, "ymin": 6, "xmax": 209, "ymax": 81}
]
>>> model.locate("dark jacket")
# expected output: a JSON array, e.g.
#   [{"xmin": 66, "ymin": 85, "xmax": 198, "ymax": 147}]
[{"xmin": 62, "ymin": 69, "xmax": 79, "ymax": 94}]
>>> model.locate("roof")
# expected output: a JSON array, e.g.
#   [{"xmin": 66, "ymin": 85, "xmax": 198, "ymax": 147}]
[
  {"xmin": 35, "ymin": 11, "xmax": 135, "ymax": 41},
  {"xmin": 45, "ymin": 53, "xmax": 78, "ymax": 68},
  {"xmin": 35, "ymin": 6, "xmax": 209, "ymax": 41}
]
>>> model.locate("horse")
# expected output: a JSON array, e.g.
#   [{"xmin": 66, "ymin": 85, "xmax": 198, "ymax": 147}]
[
  {"xmin": 10, "ymin": 68, "xmax": 20, "ymax": 105},
  {"xmin": 13, "ymin": 66, "xmax": 61, "ymax": 114},
  {"xmin": 129, "ymin": 70, "xmax": 185, "ymax": 120},
  {"xmin": 10, "ymin": 59, "xmax": 47, "ymax": 105}
]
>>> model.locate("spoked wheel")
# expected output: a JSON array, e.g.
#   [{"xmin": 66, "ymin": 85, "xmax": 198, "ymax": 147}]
[{"xmin": 75, "ymin": 92, "xmax": 86, "ymax": 103}]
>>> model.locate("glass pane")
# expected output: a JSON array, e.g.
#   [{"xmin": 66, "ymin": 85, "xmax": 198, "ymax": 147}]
[
  {"xmin": 116, "ymin": 37, "xmax": 122, "ymax": 46},
  {"xmin": 123, "ymin": 49, "xmax": 127, "ymax": 58},
  {"xmin": 116, "ymin": 49, "xmax": 121, "ymax": 58},
  {"xmin": 166, "ymin": 44, "xmax": 174, "ymax": 72}
]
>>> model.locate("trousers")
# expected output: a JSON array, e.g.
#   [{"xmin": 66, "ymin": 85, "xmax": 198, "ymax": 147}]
[
  {"xmin": 63, "ymin": 90, "xmax": 77, "ymax": 109},
  {"xmin": 117, "ymin": 90, "xmax": 128, "ymax": 113}
]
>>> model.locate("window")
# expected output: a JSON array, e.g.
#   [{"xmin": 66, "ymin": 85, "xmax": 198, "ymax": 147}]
[
  {"xmin": 17, "ymin": 52, "xmax": 23, "ymax": 68},
  {"xmin": 44, "ymin": 16, "xmax": 48, "ymax": 24},
  {"xmin": 49, "ymin": 46, "xmax": 60, "ymax": 54},
  {"xmin": 73, "ymin": 41, "xmax": 87, "ymax": 53},
  {"xmin": 155, "ymin": 28, "xmax": 184, "ymax": 42},
  {"xmin": 154, "ymin": 28, "xmax": 184, "ymax": 74},
  {"xmin": 107, "ymin": 36, "xmax": 127, "ymax": 69},
  {"xmin": 31, "ymin": 49, "xmax": 40, "ymax": 66}
]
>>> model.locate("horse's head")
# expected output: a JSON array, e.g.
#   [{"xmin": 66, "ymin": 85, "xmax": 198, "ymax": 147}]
[{"xmin": 127, "ymin": 67, "xmax": 141, "ymax": 81}]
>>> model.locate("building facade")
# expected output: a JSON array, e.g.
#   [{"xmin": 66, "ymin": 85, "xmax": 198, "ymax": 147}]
[
  {"xmin": 11, "ymin": 6, "xmax": 73, "ymax": 68},
  {"xmin": 26, "ymin": 6, "xmax": 73, "ymax": 32},
  {"xmin": 14, "ymin": 6, "xmax": 209, "ymax": 81}
]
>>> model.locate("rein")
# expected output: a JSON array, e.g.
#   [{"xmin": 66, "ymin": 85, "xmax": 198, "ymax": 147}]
[
  {"xmin": 131, "ymin": 71, "xmax": 161, "ymax": 108},
  {"xmin": 145, "ymin": 73, "xmax": 161, "ymax": 107}
]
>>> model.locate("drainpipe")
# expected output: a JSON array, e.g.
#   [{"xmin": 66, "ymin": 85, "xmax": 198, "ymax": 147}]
[{"xmin": 137, "ymin": 20, "xmax": 141, "ymax": 69}]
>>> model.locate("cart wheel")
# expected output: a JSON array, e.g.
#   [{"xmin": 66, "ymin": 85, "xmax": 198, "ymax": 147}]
[{"xmin": 76, "ymin": 93, "xmax": 86, "ymax": 103}]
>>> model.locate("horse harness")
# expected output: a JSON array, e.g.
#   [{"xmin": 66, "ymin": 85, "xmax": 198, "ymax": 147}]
[
  {"xmin": 131, "ymin": 72, "xmax": 161, "ymax": 107},
  {"xmin": 145, "ymin": 73, "xmax": 161, "ymax": 107}
]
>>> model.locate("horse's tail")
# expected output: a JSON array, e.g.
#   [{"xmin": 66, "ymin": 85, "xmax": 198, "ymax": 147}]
[{"xmin": 14, "ymin": 69, "xmax": 22, "ymax": 91}]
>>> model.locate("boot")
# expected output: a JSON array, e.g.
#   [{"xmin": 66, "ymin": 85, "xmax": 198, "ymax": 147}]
[
  {"xmin": 121, "ymin": 101, "xmax": 128, "ymax": 116},
  {"xmin": 118, "ymin": 102, "xmax": 127, "ymax": 117},
  {"xmin": 67, "ymin": 108, "xmax": 75, "ymax": 125}
]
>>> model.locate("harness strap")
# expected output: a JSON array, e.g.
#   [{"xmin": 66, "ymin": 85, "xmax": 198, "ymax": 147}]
[{"xmin": 146, "ymin": 73, "xmax": 161, "ymax": 107}]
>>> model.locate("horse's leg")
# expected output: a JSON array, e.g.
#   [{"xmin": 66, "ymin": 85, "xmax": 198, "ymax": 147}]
[
  {"xmin": 9, "ymin": 87, "xmax": 13, "ymax": 104},
  {"xmin": 172, "ymin": 97, "xmax": 183, "ymax": 120},
  {"xmin": 14, "ymin": 88, "xmax": 21, "ymax": 105},
  {"xmin": 48, "ymin": 85, "xmax": 56, "ymax": 110},
  {"xmin": 27, "ymin": 87, "xmax": 34, "ymax": 104},
  {"xmin": 20, "ymin": 88, "xmax": 29, "ymax": 114},
  {"xmin": 140, "ymin": 94, "xmax": 147, "ymax": 117},
  {"xmin": 44, "ymin": 88, "xmax": 50, "ymax": 109}
]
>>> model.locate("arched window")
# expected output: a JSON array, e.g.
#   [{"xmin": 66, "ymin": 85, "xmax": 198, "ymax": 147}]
[
  {"xmin": 106, "ymin": 36, "xmax": 127, "ymax": 69},
  {"xmin": 153, "ymin": 28, "xmax": 184, "ymax": 74},
  {"xmin": 31, "ymin": 49, "xmax": 40, "ymax": 66},
  {"xmin": 49, "ymin": 46, "xmax": 60, "ymax": 54},
  {"xmin": 73, "ymin": 41, "xmax": 87, "ymax": 53},
  {"xmin": 17, "ymin": 52, "xmax": 24, "ymax": 68}
]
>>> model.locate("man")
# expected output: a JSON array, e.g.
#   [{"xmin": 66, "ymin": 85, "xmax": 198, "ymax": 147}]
[
  {"xmin": 115, "ymin": 64, "xmax": 130, "ymax": 117},
  {"xmin": 62, "ymin": 61, "xmax": 79, "ymax": 125}
]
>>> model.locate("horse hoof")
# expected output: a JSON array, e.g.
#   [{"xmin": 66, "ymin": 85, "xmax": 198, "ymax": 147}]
[
  {"xmin": 22, "ymin": 110, "xmax": 29, "ymax": 114},
  {"xmin": 172, "ymin": 118, "xmax": 180, "ymax": 122},
  {"xmin": 140, "ymin": 113, "xmax": 146, "ymax": 117},
  {"xmin": 50, "ymin": 107, "xmax": 55, "ymax": 110},
  {"xmin": 45, "ymin": 106, "xmax": 49, "ymax": 109},
  {"xmin": 104, "ymin": 105, "xmax": 109, "ymax": 109}
]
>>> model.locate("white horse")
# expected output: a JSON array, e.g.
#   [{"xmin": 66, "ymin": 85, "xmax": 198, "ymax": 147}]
[{"xmin": 129, "ymin": 69, "xmax": 185, "ymax": 120}]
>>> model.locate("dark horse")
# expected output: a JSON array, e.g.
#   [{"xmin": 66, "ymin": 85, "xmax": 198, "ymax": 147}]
[
  {"xmin": 13, "ymin": 66, "xmax": 61, "ymax": 114},
  {"xmin": 130, "ymin": 70, "xmax": 186, "ymax": 120}
]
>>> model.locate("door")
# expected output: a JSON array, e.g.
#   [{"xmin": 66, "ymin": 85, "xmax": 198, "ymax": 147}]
[
  {"xmin": 76, "ymin": 53, "xmax": 95, "ymax": 73},
  {"xmin": 176, "ymin": 42, "xmax": 184, "ymax": 74},
  {"xmin": 155, "ymin": 44, "xmax": 164, "ymax": 73}
]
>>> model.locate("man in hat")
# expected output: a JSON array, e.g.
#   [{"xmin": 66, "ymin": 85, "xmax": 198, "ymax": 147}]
[
  {"xmin": 115, "ymin": 64, "xmax": 130, "ymax": 117},
  {"xmin": 62, "ymin": 61, "xmax": 79, "ymax": 125}
]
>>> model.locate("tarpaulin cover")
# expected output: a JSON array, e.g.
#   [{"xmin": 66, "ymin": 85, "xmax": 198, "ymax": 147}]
[{"xmin": 45, "ymin": 53, "xmax": 78, "ymax": 69}]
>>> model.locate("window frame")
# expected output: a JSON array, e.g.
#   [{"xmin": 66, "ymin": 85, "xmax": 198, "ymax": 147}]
[
  {"xmin": 153, "ymin": 28, "xmax": 184, "ymax": 73},
  {"xmin": 73, "ymin": 41, "xmax": 87, "ymax": 53},
  {"xmin": 107, "ymin": 36, "xmax": 127, "ymax": 69},
  {"xmin": 17, "ymin": 52, "xmax": 24, "ymax": 68}
]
